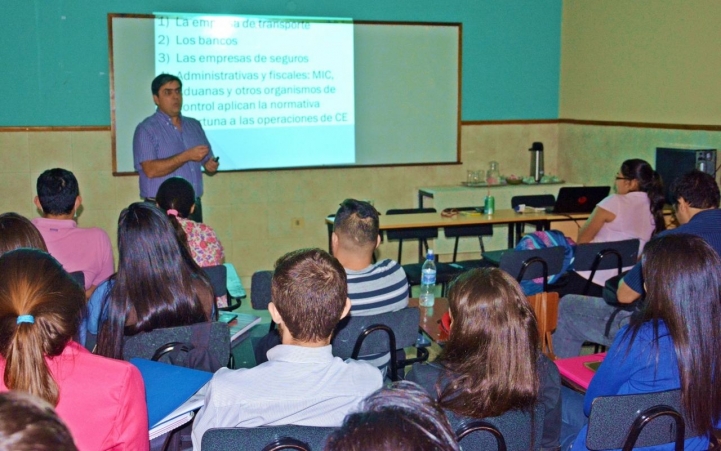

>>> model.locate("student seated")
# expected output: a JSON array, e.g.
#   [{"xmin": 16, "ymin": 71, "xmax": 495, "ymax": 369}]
[
  {"xmin": 0, "ymin": 391, "xmax": 78, "ymax": 451},
  {"xmin": 570, "ymin": 159, "xmax": 665, "ymax": 291},
  {"xmin": 91, "ymin": 202, "xmax": 214, "ymax": 356},
  {"xmin": 31, "ymin": 168, "xmax": 114, "ymax": 298},
  {"xmin": 324, "ymin": 381, "xmax": 460, "ymax": 451},
  {"xmin": 155, "ymin": 176, "xmax": 224, "ymax": 268},
  {"xmin": 560, "ymin": 234, "xmax": 721, "ymax": 450},
  {"xmin": 255, "ymin": 199, "xmax": 408, "ymax": 367},
  {"xmin": 406, "ymin": 268, "xmax": 561, "ymax": 451},
  {"xmin": 553, "ymin": 170, "xmax": 721, "ymax": 358},
  {"xmin": 0, "ymin": 249, "xmax": 149, "ymax": 451},
  {"xmin": 191, "ymin": 248, "xmax": 383, "ymax": 449}
]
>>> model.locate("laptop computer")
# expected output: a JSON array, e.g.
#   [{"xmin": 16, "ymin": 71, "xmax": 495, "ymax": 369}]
[{"xmin": 547, "ymin": 186, "xmax": 611, "ymax": 214}]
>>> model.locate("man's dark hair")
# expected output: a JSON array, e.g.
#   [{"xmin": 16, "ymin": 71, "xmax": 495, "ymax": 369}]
[
  {"xmin": 333, "ymin": 199, "xmax": 379, "ymax": 248},
  {"xmin": 151, "ymin": 73, "xmax": 182, "ymax": 96},
  {"xmin": 671, "ymin": 170, "xmax": 720, "ymax": 209},
  {"xmin": 271, "ymin": 248, "xmax": 347, "ymax": 342},
  {"xmin": 36, "ymin": 168, "xmax": 79, "ymax": 215}
]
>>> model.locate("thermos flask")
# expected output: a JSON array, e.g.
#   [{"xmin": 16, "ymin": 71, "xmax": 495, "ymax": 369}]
[{"xmin": 529, "ymin": 142, "xmax": 544, "ymax": 183}]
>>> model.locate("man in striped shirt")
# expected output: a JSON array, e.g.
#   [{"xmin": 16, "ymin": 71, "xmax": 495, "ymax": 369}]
[
  {"xmin": 254, "ymin": 199, "xmax": 408, "ymax": 366},
  {"xmin": 133, "ymin": 74, "xmax": 219, "ymax": 222},
  {"xmin": 332, "ymin": 199, "xmax": 409, "ymax": 316}
]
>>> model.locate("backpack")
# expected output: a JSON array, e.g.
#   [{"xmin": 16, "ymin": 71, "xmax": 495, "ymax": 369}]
[{"xmin": 514, "ymin": 230, "xmax": 575, "ymax": 295}]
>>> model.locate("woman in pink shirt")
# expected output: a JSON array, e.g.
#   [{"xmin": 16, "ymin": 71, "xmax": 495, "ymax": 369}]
[
  {"xmin": 0, "ymin": 249, "xmax": 149, "ymax": 451},
  {"xmin": 575, "ymin": 159, "xmax": 666, "ymax": 286}
]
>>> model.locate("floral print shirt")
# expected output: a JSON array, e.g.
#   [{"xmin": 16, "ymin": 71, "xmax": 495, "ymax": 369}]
[{"xmin": 177, "ymin": 217, "xmax": 224, "ymax": 267}]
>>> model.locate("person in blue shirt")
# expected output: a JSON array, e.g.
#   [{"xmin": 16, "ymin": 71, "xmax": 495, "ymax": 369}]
[{"xmin": 561, "ymin": 234, "xmax": 721, "ymax": 450}]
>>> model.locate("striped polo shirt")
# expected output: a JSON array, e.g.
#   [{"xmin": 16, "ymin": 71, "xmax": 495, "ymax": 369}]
[{"xmin": 347, "ymin": 259, "xmax": 409, "ymax": 316}]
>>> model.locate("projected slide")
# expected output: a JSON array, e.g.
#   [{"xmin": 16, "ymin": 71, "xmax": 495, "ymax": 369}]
[{"xmin": 154, "ymin": 13, "xmax": 355, "ymax": 170}]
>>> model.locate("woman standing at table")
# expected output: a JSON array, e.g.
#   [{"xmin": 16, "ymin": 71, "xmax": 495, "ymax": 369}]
[
  {"xmin": 407, "ymin": 268, "xmax": 561, "ymax": 450},
  {"xmin": 574, "ymin": 159, "xmax": 665, "ymax": 287},
  {"xmin": 560, "ymin": 234, "xmax": 721, "ymax": 450}
]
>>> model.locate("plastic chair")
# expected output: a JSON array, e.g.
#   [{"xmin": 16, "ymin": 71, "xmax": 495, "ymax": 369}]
[
  {"xmin": 498, "ymin": 246, "xmax": 566, "ymax": 292},
  {"xmin": 201, "ymin": 426, "xmax": 336, "ymax": 451},
  {"xmin": 332, "ymin": 307, "xmax": 427, "ymax": 382},
  {"xmin": 251, "ymin": 270, "xmax": 274, "ymax": 331},
  {"xmin": 586, "ymin": 389, "xmax": 695, "ymax": 451},
  {"xmin": 122, "ymin": 321, "xmax": 231, "ymax": 372},
  {"xmin": 203, "ymin": 264, "xmax": 244, "ymax": 311},
  {"xmin": 69, "ymin": 271, "xmax": 85, "ymax": 288},
  {"xmin": 385, "ymin": 208, "xmax": 461, "ymax": 294},
  {"xmin": 564, "ymin": 239, "xmax": 640, "ymax": 297},
  {"xmin": 443, "ymin": 208, "xmax": 494, "ymax": 271},
  {"xmin": 455, "ymin": 419, "xmax": 508, "ymax": 451},
  {"xmin": 510, "ymin": 195, "xmax": 556, "ymax": 244}
]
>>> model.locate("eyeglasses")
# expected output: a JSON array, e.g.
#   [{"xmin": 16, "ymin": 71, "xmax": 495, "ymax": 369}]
[{"xmin": 615, "ymin": 176, "xmax": 632, "ymax": 181}]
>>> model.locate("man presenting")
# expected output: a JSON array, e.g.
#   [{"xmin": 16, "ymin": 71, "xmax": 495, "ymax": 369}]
[{"xmin": 133, "ymin": 74, "xmax": 219, "ymax": 222}]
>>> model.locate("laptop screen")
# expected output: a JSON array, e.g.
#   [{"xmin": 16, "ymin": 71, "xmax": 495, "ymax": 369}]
[{"xmin": 552, "ymin": 186, "xmax": 611, "ymax": 214}]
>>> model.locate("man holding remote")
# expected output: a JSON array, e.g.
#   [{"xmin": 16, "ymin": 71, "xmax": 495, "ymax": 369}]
[{"xmin": 133, "ymin": 73, "xmax": 219, "ymax": 222}]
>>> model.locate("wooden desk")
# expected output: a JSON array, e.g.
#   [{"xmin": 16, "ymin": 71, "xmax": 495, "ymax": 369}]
[
  {"xmin": 409, "ymin": 297, "xmax": 449, "ymax": 344},
  {"xmin": 326, "ymin": 209, "xmax": 591, "ymax": 252},
  {"xmin": 418, "ymin": 183, "xmax": 582, "ymax": 253}
]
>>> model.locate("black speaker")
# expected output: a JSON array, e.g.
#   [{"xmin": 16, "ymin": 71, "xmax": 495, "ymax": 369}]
[{"xmin": 655, "ymin": 148, "xmax": 716, "ymax": 204}]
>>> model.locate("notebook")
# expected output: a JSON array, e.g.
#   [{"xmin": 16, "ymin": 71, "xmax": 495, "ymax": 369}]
[
  {"xmin": 227, "ymin": 312, "xmax": 262, "ymax": 343},
  {"xmin": 554, "ymin": 352, "xmax": 606, "ymax": 390},
  {"xmin": 548, "ymin": 186, "xmax": 611, "ymax": 214},
  {"xmin": 130, "ymin": 358, "xmax": 213, "ymax": 429}
]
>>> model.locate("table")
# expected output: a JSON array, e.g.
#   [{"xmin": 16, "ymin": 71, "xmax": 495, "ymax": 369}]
[
  {"xmin": 325, "ymin": 209, "xmax": 591, "ymax": 255},
  {"xmin": 418, "ymin": 183, "xmax": 582, "ymax": 253},
  {"xmin": 418, "ymin": 181, "xmax": 576, "ymax": 209},
  {"xmin": 409, "ymin": 297, "xmax": 449, "ymax": 344}
]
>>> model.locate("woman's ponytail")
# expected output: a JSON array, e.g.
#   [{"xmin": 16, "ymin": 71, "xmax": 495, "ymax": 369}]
[
  {"xmin": 645, "ymin": 170, "xmax": 667, "ymax": 235},
  {"xmin": 0, "ymin": 250, "xmax": 84, "ymax": 406},
  {"xmin": 5, "ymin": 319, "xmax": 59, "ymax": 405}
]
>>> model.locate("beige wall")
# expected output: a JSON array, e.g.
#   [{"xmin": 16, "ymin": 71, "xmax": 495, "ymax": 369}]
[
  {"xmin": 0, "ymin": 123, "xmax": 559, "ymax": 290},
  {"xmin": 560, "ymin": 0, "xmax": 721, "ymax": 123},
  {"xmin": 557, "ymin": 123, "xmax": 721, "ymax": 187}
]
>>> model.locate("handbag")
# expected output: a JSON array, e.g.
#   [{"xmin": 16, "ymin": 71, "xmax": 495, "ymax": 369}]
[{"xmin": 602, "ymin": 271, "xmax": 637, "ymax": 311}]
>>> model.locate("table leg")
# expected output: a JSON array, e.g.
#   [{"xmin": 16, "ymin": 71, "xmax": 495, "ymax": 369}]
[{"xmin": 507, "ymin": 224, "xmax": 515, "ymax": 248}]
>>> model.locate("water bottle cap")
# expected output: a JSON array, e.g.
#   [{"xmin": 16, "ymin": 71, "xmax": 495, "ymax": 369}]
[{"xmin": 426, "ymin": 249, "xmax": 434, "ymax": 258}]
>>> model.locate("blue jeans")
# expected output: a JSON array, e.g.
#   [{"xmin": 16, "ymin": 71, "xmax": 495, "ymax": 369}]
[
  {"xmin": 560, "ymin": 386, "xmax": 587, "ymax": 450},
  {"xmin": 552, "ymin": 295, "xmax": 632, "ymax": 358}
]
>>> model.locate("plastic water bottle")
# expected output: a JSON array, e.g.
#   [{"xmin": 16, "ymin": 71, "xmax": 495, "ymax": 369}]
[{"xmin": 419, "ymin": 250, "xmax": 436, "ymax": 307}]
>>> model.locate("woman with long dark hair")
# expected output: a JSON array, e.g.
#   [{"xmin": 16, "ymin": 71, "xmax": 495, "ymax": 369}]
[
  {"xmin": 156, "ymin": 177, "xmax": 224, "ymax": 268},
  {"xmin": 407, "ymin": 268, "xmax": 561, "ymax": 450},
  {"xmin": 562, "ymin": 234, "xmax": 721, "ymax": 450},
  {"xmin": 0, "ymin": 249, "xmax": 148, "ymax": 451},
  {"xmin": 575, "ymin": 159, "xmax": 665, "ymax": 286},
  {"xmin": 93, "ymin": 202, "xmax": 214, "ymax": 358}
]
